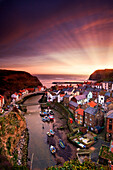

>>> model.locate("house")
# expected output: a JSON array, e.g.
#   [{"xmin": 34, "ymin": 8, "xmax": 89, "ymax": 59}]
[
  {"xmin": 92, "ymin": 83, "xmax": 102, "ymax": 89},
  {"xmin": 106, "ymin": 110, "xmax": 113, "ymax": 141},
  {"xmin": 105, "ymin": 92, "xmax": 111, "ymax": 98},
  {"xmin": 84, "ymin": 106, "xmax": 104, "ymax": 132},
  {"xmin": 20, "ymin": 89, "xmax": 29, "ymax": 96},
  {"xmin": 47, "ymin": 92, "xmax": 57, "ymax": 102},
  {"xmin": 98, "ymin": 92, "xmax": 105, "ymax": 105},
  {"xmin": 0, "ymin": 95, "xmax": 4, "ymax": 108},
  {"xmin": 73, "ymin": 90, "xmax": 80, "ymax": 96},
  {"xmin": 92, "ymin": 88, "xmax": 101, "ymax": 99},
  {"xmin": 11, "ymin": 93, "xmax": 19, "ymax": 102},
  {"xmin": 69, "ymin": 101, "xmax": 78, "ymax": 114},
  {"xmin": 83, "ymin": 91, "xmax": 93, "ymax": 102},
  {"xmin": 58, "ymin": 93, "xmax": 65, "ymax": 103},
  {"xmin": 102, "ymin": 82, "xmax": 113, "ymax": 91},
  {"xmin": 64, "ymin": 87, "xmax": 74, "ymax": 95},
  {"xmin": 18, "ymin": 93, "xmax": 22, "ymax": 99},
  {"xmin": 75, "ymin": 108, "xmax": 84, "ymax": 125},
  {"xmin": 63, "ymin": 94, "xmax": 73, "ymax": 107},
  {"xmin": 75, "ymin": 95, "xmax": 87, "ymax": 105}
]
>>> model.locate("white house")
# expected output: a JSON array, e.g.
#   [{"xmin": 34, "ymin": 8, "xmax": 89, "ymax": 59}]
[
  {"xmin": 98, "ymin": 94, "xmax": 105, "ymax": 104},
  {"xmin": 84, "ymin": 91, "xmax": 93, "ymax": 103},
  {"xmin": 58, "ymin": 94, "xmax": 65, "ymax": 103},
  {"xmin": 47, "ymin": 92, "xmax": 57, "ymax": 102},
  {"xmin": 11, "ymin": 93, "xmax": 19, "ymax": 102}
]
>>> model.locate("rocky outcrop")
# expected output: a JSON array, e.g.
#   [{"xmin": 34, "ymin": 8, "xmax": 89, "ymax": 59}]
[
  {"xmin": 0, "ymin": 69, "xmax": 42, "ymax": 102},
  {"xmin": 89, "ymin": 69, "xmax": 113, "ymax": 81}
]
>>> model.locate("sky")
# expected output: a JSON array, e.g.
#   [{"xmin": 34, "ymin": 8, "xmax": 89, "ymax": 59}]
[{"xmin": 0, "ymin": 0, "xmax": 113, "ymax": 75}]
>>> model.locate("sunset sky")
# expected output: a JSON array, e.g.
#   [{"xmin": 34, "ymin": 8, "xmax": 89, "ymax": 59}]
[{"xmin": 0, "ymin": 0, "xmax": 113, "ymax": 75}]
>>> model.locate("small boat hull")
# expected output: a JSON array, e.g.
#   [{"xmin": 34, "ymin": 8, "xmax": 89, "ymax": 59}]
[
  {"xmin": 47, "ymin": 132, "xmax": 51, "ymax": 137},
  {"xmin": 50, "ymin": 129, "xmax": 55, "ymax": 136},
  {"xmin": 50, "ymin": 145, "xmax": 56, "ymax": 154},
  {"xmin": 59, "ymin": 139, "xmax": 65, "ymax": 149},
  {"xmin": 49, "ymin": 115, "xmax": 54, "ymax": 120}
]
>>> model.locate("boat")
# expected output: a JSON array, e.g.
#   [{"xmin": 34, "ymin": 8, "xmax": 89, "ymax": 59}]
[
  {"xmin": 49, "ymin": 115, "xmax": 54, "ymax": 120},
  {"xmin": 50, "ymin": 145, "xmax": 56, "ymax": 154},
  {"xmin": 42, "ymin": 117, "xmax": 46, "ymax": 122},
  {"xmin": 47, "ymin": 132, "xmax": 51, "ymax": 137},
  {"xmin": 59, "ymin": 139, "xmax": 65, "ymax": 149},
  {"xmin": 40, "ymin": 112, "xmax": 46, "ymax": 116},
  {"xmin": 42, "ymin": 116, "xmax": 50, "ymax": 122},
  {"xmin": 50, "ymin": 129, "xmax": 55, "ymax": 136}
]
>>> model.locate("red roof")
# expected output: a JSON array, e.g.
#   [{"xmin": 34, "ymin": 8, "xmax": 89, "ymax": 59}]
[
  {"xmin": 75, "ymin": 108, "xmax": 84, "ymax": 116},
  {"xmin": 0, "ymin": 95, "xmax": 4, "ymax": 99},
  {"xmin": 88, "ymin": 101, "xmax": 97, "ymax": 107},
  {"xmin": 111, "ymin": 165, "xmax": 113, "ymax": 170},
  {"xmin": 60, "ymin": 94, "xmax": 65, "ymax": 97},
  {"xmin": 18, "ymin": 93, "xmax": 22, "ymax": 95}
]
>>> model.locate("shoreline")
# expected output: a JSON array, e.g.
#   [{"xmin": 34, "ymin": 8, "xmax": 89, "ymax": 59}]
[{"xmin": 45, "ymin": 108, "xmax": 77, "ymax": 166}]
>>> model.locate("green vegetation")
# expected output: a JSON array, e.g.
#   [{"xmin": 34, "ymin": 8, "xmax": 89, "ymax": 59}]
[
  {"xmin": 99, "ymin": 145, "xmax": 113, "ymax": 162},
  {"xmin": 47, "ymin": 158, "xmax": 108, "ymax": 170},
  {"xmin": 6, "ymin": 137, "xmax": 12, "ymax": 155}
]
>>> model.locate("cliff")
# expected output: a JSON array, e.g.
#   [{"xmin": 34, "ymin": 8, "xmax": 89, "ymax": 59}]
[
  {"xmin": 89, "ymin": 69, "xmax": 113, "ymax": 81},
  {"xmin": 0, "ymin": 69, "xmax": 42, "ymax": 101},
  {"xmin": 0, "ymin": 107, "xmax": 29, "ymax": 167}
]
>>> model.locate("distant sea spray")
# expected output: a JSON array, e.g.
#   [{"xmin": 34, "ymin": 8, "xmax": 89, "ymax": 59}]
[{"xmin": 33, "ymin": 74, "xmax": 89, "ymax": 88}]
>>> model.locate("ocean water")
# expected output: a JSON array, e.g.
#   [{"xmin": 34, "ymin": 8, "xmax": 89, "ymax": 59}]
[{"xmin": 34, "ymin": 74, "xmax": 89, "ymax": 88}]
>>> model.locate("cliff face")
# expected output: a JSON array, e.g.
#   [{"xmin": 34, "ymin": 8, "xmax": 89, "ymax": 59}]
[
  {"xmin": 89, "ymin": 69, "xmax": 113, "ymax": 81},
  {"xmin": 0, "ymin": 108, "xmax": 28, "ymax": 166},
  {"xmin": 0, "ymin": 69, "xmax": 42, "ymax": 98}
]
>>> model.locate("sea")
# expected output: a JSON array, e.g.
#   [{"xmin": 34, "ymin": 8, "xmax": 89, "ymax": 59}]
[{"xmin": 34, "ymin": 74, "xmax": 89, "ymax": 88}]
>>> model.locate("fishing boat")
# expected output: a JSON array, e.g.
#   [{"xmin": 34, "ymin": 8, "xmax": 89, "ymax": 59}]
[
  {"xmin": 50, "ymin": 129, "xmax": 55, "ymax": 136},
  {"xmin": 40, "ymin": 111, "xmax": 46, "ymax": 116},
  {"xmin": 49, "ymin": 115, "xmax": 54, "ymax": 120},
  {"xmin": 47, "ymin": 132, "xmax": 51, "ymax": 137},
  {"xmin": 50, "ymin": 145, "xmax": 56, "ymax": 154},
  {"xmin": 59, "ymin": 139, "xmax": 65, "ymax": 149},
  {"xmin": 42, "ymin": 117, "xmax": 46, "ymax": 122}
]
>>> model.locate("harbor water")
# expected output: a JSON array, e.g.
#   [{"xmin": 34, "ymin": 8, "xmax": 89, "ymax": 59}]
[{"xmin": 24, "ymin": 95, "xmax": 56, "ymax": 170}]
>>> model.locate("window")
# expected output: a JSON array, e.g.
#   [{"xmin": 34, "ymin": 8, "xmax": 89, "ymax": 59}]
[
  {"xmin": 109, "ymin": 124, "xmax": 112, "ymax": 130},
  {"xmin": 90, "ymin": 118, "xmax": 92, "ymax": 121},
  {"xmin": 109, "ymin": 119, "xmax": 112, "ymax": 123},
  {"xmin": 91, "ymin": 127, "xmax": 93, "ymax": 131},
  {"xmin": 80, "ymin": 116, "xmax": 82, "ymax": 120},
  {"xmin": 90, "ymin": 123, "xmax": 92, "ymax": 126},
  {"xmin": 85, "ymin": 116, "xmax": 87, "ymax": 119}
]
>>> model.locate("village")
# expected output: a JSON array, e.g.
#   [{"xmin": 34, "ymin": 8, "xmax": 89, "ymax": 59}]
[
  {"xmin": 1, "ymin": 81, "xmax": 113, "ymax": 169},
  {"xmin": 46, "ymin": 81, "xmax": 113, "ymax": 168}
]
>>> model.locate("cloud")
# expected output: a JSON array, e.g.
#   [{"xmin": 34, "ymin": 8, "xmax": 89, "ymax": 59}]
[{"xmin": 0, "ymin": 0, "xmax": 113, "ymax": 74}]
